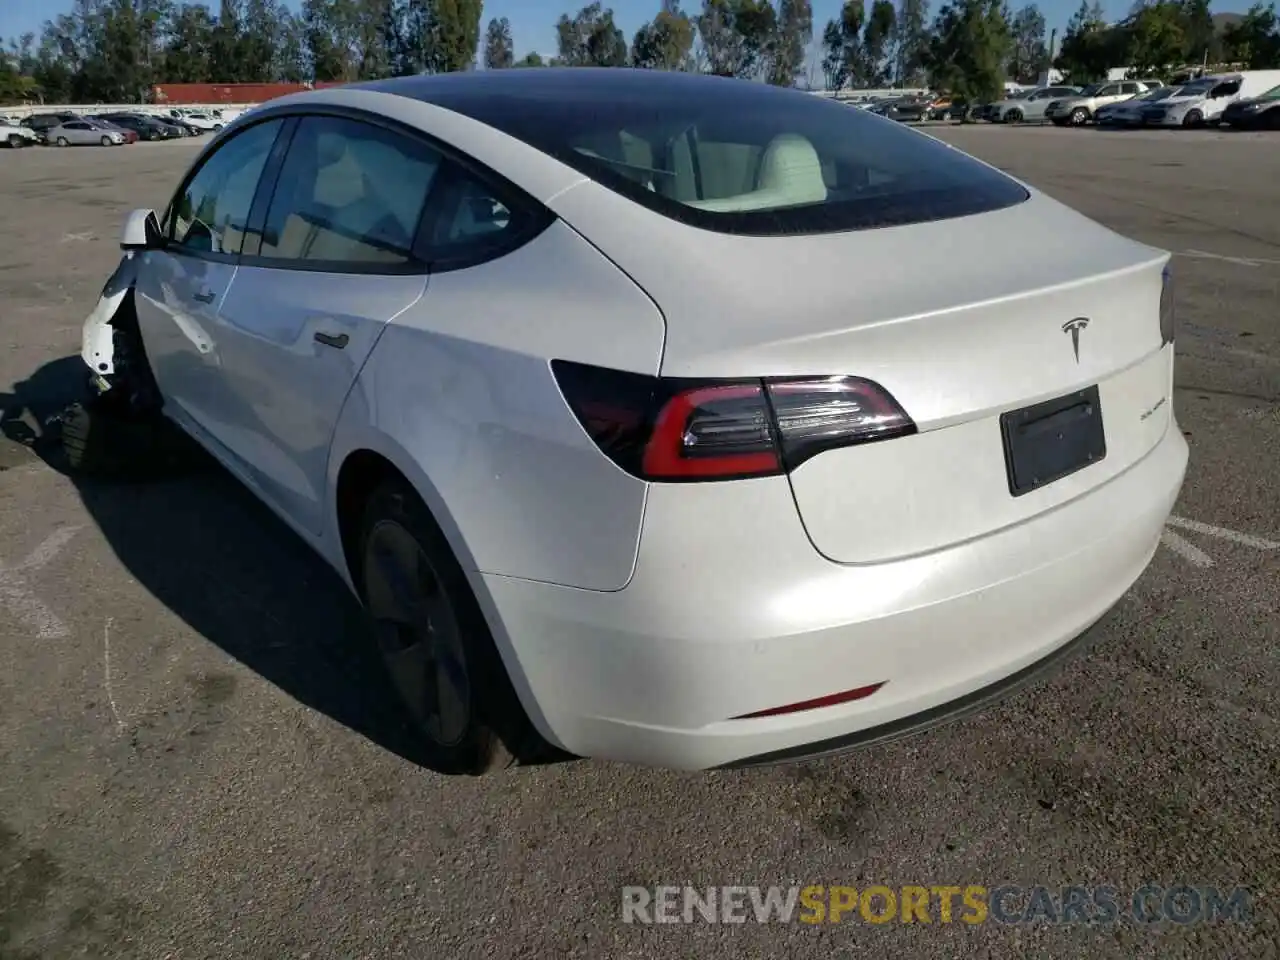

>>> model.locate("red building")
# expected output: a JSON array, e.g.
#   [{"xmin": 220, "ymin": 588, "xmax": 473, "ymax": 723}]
[{"xmin": 151, "ymin": 82, "xmax": 347, "ymax": 105}]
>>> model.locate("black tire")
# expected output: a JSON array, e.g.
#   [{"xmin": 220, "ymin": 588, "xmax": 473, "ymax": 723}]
[
  {"xmin": 1069, "ymin": 107, "xmax": 1090, "ymax": 126},
  {"xmin": 59, "ymin": 398, "xmax": 199, "ymax": 478},
  {"xmin": 6, "ymin": 134, "xmax": 24, "ymax": 148},
  {"xmin": 100, "ymin": 135, "xmax": 112, "ymax": 147},
  {"xmin": 1005, "ymin": 108, "xmax": 1023, "ymax": 124},
  {"xmin": 357, "ymin": 478, "xmax": 541, "ymax": 775},
  {"xmin": 55, "ymin": 136, "xmax": 69, "ymax": 147},
  {"xmin": 1183, "ymin": 109, "xmax": 1203, "ymax": 127}
]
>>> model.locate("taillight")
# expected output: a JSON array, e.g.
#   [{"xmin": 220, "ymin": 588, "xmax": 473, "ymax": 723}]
[
  {"xmin": 552, "ymin": 360, "xmax": 915, "ymax": 482},
  {"xmin": 1159, "ymin": 263, "xmax": 1175, "ymax": 346}
]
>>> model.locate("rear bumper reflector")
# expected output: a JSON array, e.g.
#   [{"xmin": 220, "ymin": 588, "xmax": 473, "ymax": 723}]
[{"xmin": 734, "ymin": 682, "xmax": 886, "ymax": 720}]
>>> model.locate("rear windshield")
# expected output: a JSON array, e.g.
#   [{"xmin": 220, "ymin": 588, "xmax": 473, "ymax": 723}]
[{"xmin": 431, "ymin": 76, "xmax": 1028, "ymax": 236}]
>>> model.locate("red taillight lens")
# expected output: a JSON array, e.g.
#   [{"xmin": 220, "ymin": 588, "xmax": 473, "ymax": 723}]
[{"xmin": 553, "ymin": 360, "xmax": 916, "ymax": 482}]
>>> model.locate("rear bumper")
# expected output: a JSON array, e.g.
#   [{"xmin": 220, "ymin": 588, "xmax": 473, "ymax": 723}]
[
  {"xmin": 482, "ymin": 419, "xmax": 1187, "ymax": 770},
  {"xmin": 723, "ymin": 603, "xmax": 1111, "ymax": 767}
]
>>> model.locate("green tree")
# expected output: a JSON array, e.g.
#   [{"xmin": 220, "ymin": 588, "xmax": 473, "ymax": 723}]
[
  {"xmin": 160, "ymin": 4, "xmax": 214, "ymax": 82},
  {"xmin": 631, "ymin": 0, "xmax": 696, "ymax": 69},
  {"xmin": 820, "ymin": 0, "xmax": 863, "ymax": 89},
  {"xmin": 1054, "ymin": 0, "xmax": 1112, "ymax": 81},
  {"xmin": 767, "ymin": 0, "xmax": 813, "ymax": 86},
  {"xmin": 1177, "ymin": 0, "xmax": 1215, "ymax": 63},
  {"xmin": 1007, "ymin": 3, "xmax": 1047, "ymax": 82},
  {"xmin": 418, "ymin": 0, "xmax": 483, "ymax": 72},
  {"xmin": 894, "ymin": 0, "xmax": 931, "ymax": 84},
  {"xmin": 1125, "ymin": 1, "xmax": 1185, "ymax": 77},
  {"xmin": 1222, "ymin": 2, "xmax": 1280, "ymax": 67},
  {"xmin": 484, "ymin": 16, "xmax": 515, "ymax": 68},
  {"xmin": 925, "ymin": 0, "xmax": 1012, "ymax": 103},
  {"xmin": 515, "ymin": 50, "xmax": 546, "ymax": 66},
  {"xmin": 557, "ymin": 2, "xmax": 628, "ymax": 66},
  {"xmin": 695, "ymin": 0, "xmax": 776, "ymax": 78},
  {"xmin": 861, "ymin": 0, "xmax": 897, "ymax": 84}
]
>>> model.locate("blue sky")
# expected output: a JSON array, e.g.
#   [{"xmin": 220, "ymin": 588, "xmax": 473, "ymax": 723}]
[{"xmin": 0, "ymin": 0, "xmax": 1241, "ymax": 63}]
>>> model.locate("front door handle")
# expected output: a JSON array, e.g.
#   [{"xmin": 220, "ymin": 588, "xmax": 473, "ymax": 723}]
[
  {"xmin": 192, "ymin": 289, "xmax": 216, "ymax": 304},
  {"xmin": 314, "ymin": 332, "xmax": 349, "ymax": 349}
]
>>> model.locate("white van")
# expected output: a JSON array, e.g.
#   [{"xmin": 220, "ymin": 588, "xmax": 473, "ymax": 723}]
[{"xmin": 1141, "ymin": 70, "xmax": 1280, "ymax": 127}]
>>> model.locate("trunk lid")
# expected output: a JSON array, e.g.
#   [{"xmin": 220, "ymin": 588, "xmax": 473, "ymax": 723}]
[{"xmin": 552, "ymin": 185, "xmax": 1172, "ymax": 563}]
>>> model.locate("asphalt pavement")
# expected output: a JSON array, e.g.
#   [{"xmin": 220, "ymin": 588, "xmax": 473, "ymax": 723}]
[{"xmin": 0, "ymin": 126, "xmax": 1276, "ymax": 959}]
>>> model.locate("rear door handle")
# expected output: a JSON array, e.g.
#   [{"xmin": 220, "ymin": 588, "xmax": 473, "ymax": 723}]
[
  {"xmin": 314, "ymin": 332, "xmax": 349, "ymax": 349},
  {"xmin": 192, "ymin": 289, "xmax": 216, "ymax": 304}
]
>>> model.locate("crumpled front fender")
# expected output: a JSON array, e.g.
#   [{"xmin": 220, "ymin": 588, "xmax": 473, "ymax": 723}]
[{"xmin": 81, "ymin": 252, "xmax": 139, "ymax": 378}]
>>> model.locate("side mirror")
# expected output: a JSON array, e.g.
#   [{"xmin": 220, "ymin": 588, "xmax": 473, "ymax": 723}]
[{"xmin": 121, "ymin": 208, "xmax": 162, "ymax": 251}]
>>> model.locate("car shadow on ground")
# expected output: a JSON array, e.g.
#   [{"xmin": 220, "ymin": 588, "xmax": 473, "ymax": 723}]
[{"xmin": 1, "ymin": 355, "xmax": 453, "ymax": 769}]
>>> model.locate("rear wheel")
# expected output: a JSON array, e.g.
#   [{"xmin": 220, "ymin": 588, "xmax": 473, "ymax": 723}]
[{"xmin": 357, "ymin": 479, "xmax": 541, "ymax": 775}]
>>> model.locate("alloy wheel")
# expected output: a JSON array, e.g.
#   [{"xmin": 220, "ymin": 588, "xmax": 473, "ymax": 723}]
[{"xmin": 363, "ymin": 518, "xmax": 471, "ymax": 747}]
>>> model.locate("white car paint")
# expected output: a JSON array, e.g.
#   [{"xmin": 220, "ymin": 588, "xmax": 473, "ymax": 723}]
[
  {"xmin": 1142, "ymin": 70, "xmax": 1280, "ymax": 126},
  {"xmin": 83, "ymin": 71, "xmax": 1187, "ymax": 770},
  {"xmin": 0, "ymin": 122, "xmax": 39, "ymax": 145}
]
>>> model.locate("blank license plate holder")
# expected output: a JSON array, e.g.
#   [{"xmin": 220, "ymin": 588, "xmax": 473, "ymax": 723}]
[{"xmin": 1000, "ymin": 386, "xmax": 1106, "ymax": 497}]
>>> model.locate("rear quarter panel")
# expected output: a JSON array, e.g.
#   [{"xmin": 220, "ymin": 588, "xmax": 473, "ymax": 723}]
[{"xmin": 329, "ymin": 219, "xmax": 666, "ymax": 593}]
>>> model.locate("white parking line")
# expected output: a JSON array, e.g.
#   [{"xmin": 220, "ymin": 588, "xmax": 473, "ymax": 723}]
[
  {"xmin": 1177, "ymin": 249, "xmax": 1280, "ymax": 268},
  {"xmin": 1161, "ymin": 529, "xmax": 1215, "ymax": 567},
  {"xmin": 1161, "ymin": 515, "xmax": 1280, "ymax": 568},
  {"xmin": 0, "ymin": 525, "xmax": 83, "ymax": 638},
  {"xmin": 1166, "ymin": 515, "xmax": 1280, "ymax": 550}
]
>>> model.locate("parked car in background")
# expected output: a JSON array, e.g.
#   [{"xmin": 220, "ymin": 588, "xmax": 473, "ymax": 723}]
[
  {"xmin": 1221, "ymin": 81, "xmax": 1280, "ymax": 128},
  {"xmin": 883, "ymin": 95, "xmax": 935, "ymax": 121},
  {"xmin": 98, "ymin": 113, "xmax": 178, "ymax": 141},
  {"xmin": 47, "ymin": 119, "xmax": 127, "ymax": 147},
  {"xmin": 21, "ymin": 111, "xmax": 82, "ymax": 142},
  {"xmin": 1047, "ymin": 80, "xmax": 1158, "ymax": 126},
  {"xmin": 1143, "ymin": 71, "xmax": 1280, "ymax": 127},
  {"xmin": 989, "ymin": 85, "xmax": 1082, "ymax": 123},
  {"xmin": 923, "ymin": 95, "xmax": 955, "ymax": 120},
  {"xmin": 0, "ymin": 120, "xmax": 40, "ymax": 147},
  {"xmin": 158, "ymin": 116, "xmax": 202, "ymax": 136},
  {"xmin": 174, "ymin": 111, "xmax": 224, "ymax": 131},
  {"xmin": 1096, "ymin": 86, "xmax": 1176, "ymax": 127},
  {"xmin": 91, "ymin": 119, "xmax": 140, "ymax": 144}
]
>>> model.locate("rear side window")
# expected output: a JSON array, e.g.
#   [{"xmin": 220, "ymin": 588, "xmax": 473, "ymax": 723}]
[
  {"xmin": 257, "ymin": 115, "xmax": 440, "ymax": 266},
  {"xmin": 438, "ymin": 78, "xmax": 1028, "ymax": 236},
  {"xmin": 168, "ymin": 119, "xmax": 282, "ymax": 255}
]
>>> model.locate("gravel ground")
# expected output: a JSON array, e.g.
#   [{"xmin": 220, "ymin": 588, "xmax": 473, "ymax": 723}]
[{"xmin": 0, "ymin": 124, "xmax": 1277, "ymax": 959}]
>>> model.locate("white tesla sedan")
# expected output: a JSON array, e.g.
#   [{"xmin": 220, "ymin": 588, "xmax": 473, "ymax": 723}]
[{"xmin": 77, "ymin": 69, "xmax": 1187, "ymax": 774}]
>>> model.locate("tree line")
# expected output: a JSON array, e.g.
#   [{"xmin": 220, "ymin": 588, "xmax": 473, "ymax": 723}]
[{"xmin": 2, "ymin": 0, "xmax": 1279, "ymax": 107}]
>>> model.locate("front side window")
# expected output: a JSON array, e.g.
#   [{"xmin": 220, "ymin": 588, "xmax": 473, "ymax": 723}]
[
  {"xmin": 437, "ymin": 78, "xmax": 1028, "ymax": 236},
  {"xmin": 168, "ymin": 119, "xmax": 282, "ymax": 255},
  {"xmin": 257, "ymin": 115, "xmax": 441, "ymax": 266}
]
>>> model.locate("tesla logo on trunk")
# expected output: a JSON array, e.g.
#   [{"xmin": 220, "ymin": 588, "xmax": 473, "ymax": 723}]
[{"xmin": 1062, "ymin": 317, "xmax": 1090, "ymax": 362}]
